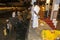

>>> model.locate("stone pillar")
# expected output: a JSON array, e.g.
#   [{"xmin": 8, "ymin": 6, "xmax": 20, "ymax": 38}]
[
  {"xmin": 45, "ymin": 0, "xmax": 50, "ymax": 18},
  {"xmin": 50, "ymin": 0, "xmax": 60, "ymax": 20}
]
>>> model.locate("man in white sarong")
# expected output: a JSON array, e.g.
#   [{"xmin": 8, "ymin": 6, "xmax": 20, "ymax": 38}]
[{"xmin": 32, "ymin": 2, "xmax": 40, "ymax": 28}]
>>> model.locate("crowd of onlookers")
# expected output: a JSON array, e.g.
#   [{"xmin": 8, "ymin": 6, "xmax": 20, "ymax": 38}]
[
  {"xmin": 0, "ymin": 7, "xmax": 31, "ymax": 40},
  {"xmin": 0, "ymin": 0, "xmax": 40, "ymax": 40}
]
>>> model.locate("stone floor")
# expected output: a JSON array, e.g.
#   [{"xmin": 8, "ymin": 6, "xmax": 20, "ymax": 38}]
[
  {"xmin": 0, "ymin": 19, "xmax": 60, "ymax": 40},
  {"xmin": 28, "ymin": 19, "xmax": 52, "ymax": 40},
  {"xmin": 56, "ymin": 20, "xmax": 60, "ymax": 30}
]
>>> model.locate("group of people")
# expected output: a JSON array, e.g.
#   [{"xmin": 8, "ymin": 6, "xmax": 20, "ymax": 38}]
[
  {"xmin": 5, "ymin": 9, "xmax": 31, "ymax": 40},
  {"xmin": 2, "ymin": 1, "xmax": 40, "ymax": 40}
]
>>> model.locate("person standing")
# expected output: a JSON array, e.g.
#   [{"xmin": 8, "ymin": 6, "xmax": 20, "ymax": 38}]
[
  {"xmin": 6, "ymin": 19, "xmax": 10, "ymax": 34},
  {"xmin": 32, "ymin": 2, "xmax": 40, "ymax": 28}
]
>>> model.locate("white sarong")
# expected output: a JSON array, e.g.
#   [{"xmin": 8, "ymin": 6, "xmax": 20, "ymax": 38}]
[{"xmin": 31, "ymin": 5, "xmax": 40, "ymax": 28}]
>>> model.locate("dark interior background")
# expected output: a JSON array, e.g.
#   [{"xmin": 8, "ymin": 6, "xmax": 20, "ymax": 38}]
[{"xmin": 0, "ymin": 0, "xmax": 20, "ymax": 3}]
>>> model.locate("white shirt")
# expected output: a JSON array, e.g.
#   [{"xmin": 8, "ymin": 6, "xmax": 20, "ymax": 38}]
[
  {"xmin": 34, "ymin": 5, "xmax": 40, "ymax": 14},
  {"xmin": 7, "ymin": 23, "xmax": 10, "ymax": 29},
  {"xmin": 12, "ymin": 12, "xmax": 16, "ymax": 17}
]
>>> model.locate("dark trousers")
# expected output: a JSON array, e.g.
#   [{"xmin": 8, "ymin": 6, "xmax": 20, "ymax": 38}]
[{"xmin": 16, "ymin": 19, "xmax": 30, "ymax": 40}]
